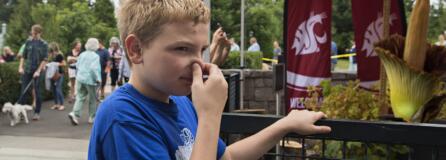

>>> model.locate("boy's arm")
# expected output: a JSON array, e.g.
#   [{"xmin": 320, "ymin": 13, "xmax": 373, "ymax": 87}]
[
  {"xmin": 190, "ymin": 63, "xmax": 228, "ymax": 160},
  {"xmin": 222, "ymin": 110, "xmax": 331, "ymax": 160}
]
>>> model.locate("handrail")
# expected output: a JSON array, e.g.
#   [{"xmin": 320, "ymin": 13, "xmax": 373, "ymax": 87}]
[{"xmin": 221, "ymin": 113, "xmax": 446, "ymax": 146}]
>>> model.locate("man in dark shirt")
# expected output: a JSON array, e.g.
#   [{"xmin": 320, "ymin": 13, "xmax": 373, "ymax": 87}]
[
  {"xmin": 96, "ymin": 40, "xmax": 110, "ymax": 99},
  {"xmin": 18, "ymin": 24, "xmax": 48, "ymax": 120}
]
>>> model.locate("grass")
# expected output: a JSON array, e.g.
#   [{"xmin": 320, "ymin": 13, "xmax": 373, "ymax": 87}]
[{"xmin": 335, "ymin": 59, "xmax": 350, "ymax": 70}]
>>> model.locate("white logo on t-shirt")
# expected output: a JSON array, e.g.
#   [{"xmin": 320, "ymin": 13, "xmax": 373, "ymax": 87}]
[{"xmin": 175, "ymin": 128, "xmax": 194, "ymax": 160}]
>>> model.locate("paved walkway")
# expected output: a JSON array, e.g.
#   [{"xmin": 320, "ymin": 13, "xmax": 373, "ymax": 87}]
[
  {"xmin": 0, "ymin": 136, "xmax": 88, "ymax": 160},
  {"xmin": 0, "ymin": 84, "xmax": 115, "ymax": 160}
]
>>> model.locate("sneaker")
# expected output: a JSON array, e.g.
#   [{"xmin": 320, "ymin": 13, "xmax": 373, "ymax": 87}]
[
  {"xmin": 68, "ymin": 112, "xmax": 79, "ymax": 125},
  {"xmin": 32, "ymin": 113, "xmax": 40, "ymax": 121},
  {"xmin": 51, "ymin": 105, "xmax": 58, "ymax": 110},
  {"xmin": 57, "ymin": 105, "xmax": 65, "ymax": 111},
  {"xmin": 88, "ymin": 117, "xmax": 94, "ymax": 124}
]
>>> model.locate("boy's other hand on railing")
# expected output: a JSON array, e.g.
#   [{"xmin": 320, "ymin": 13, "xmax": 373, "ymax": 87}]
[{"xmin": 278, "ymin": 110, "xmax": 331, "ymax": 135}]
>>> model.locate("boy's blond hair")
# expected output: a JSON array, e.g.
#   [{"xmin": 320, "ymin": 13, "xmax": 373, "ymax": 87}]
[{"xmin": 117, "ymin": 0, "xmax": 210, "ymax": 48}]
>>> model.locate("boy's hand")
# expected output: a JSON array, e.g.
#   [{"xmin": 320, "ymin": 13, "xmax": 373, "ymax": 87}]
[
  {"xmin": 278, "ymin": 110, "xmax": 331, "ymax": 135},
  {"xmin": 191, "ymin": 63, "xmax": 228, "ymax": 119}
]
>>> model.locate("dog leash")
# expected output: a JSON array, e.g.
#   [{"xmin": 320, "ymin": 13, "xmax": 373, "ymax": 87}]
[{"xmin": 15, "ymin": 78, "xmax": 35, "ymax": 104}]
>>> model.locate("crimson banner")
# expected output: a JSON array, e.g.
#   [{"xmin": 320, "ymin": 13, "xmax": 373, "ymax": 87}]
[
  {"xmin": 351, "ymin": 0, "xmax": 405, "ymax": 89},
  {"xmin": 285, "ymin": 0, "xmax": 332, "ymax": 110}
]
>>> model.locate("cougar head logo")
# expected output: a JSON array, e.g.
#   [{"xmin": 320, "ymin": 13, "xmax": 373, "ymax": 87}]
[
  {"xmin": 362, "ymin": 14, "xmax": 397, "ymax": 57},
  {"xmin": 180, "ymin": 128, "xmax": 194, "ymax": 146},
  {"xmin": 292, "ymin": 12, "xmax": 328, "ymax": 55}
]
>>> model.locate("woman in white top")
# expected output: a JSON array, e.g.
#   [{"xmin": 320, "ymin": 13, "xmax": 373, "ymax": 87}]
[
  {"xmin": 108, "ymin": 37, "xmax": 123, "ymax": 91},
  {"xmin": 67, "ymin": 40, "xmax": 82, "ymax": 103},
  {"xmin": 118, "ymin": 51, "xmax": 131, "ymax": 85}
]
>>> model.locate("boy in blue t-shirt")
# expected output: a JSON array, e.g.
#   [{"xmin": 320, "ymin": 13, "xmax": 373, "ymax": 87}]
[{"xmin": 88, "ymin": 0, "xmax": 331, "ymax": 159}]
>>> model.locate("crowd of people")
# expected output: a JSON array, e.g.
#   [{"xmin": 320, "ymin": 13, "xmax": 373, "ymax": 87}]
[
  {"xmin": 4, "ymin": 24, "xmax": 131, "ymax": 123},
  {"xmin": 4, "ymin": 21, "xmax": 235, "ymax": 125},
  {"xmin": 2, "ymin": 24, "xmax": 284, "ymax": 126}
]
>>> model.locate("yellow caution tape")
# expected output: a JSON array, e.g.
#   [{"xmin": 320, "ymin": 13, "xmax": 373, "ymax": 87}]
[
  {"xmin": 331, "ymin": 53, "xmax": 356, "ymax": 59},
  {"xmin": 260, "ymin": 53, "xmax": 356, "ymax": 62},
  {"xmin": 262, "ymin": 58, "xmax": 278, "ymax": 63}
]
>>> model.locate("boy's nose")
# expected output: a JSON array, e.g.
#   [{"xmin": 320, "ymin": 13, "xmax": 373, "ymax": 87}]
[{"xmin": 191, "ymin": 59, "xmax": 205, "ymax": 70}]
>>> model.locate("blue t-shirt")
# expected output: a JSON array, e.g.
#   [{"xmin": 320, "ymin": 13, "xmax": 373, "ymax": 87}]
[
  {"xmin": 88, "ymin": 84, "xmax": 226, "ymax": 160},
  {"xmin": 96, "ymin": 48, "xmax": 110, "ymax": 73}
]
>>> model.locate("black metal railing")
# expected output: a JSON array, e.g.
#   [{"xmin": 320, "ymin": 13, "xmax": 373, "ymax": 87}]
[{"xmin": 220, "ymin": 113, "xmax": 446, "ymax": 160}]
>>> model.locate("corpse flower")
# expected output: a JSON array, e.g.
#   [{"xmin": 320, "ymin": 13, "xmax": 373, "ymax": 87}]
[{"xmin": 374, "ymin": 0, "xmax": 446, "ymax": 122}]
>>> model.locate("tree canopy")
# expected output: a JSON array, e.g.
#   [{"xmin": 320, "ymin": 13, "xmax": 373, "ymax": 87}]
[
  {"xmin": 2, "ymin": 0, "xmax": 446, "ymax": 58},
  {"xmin": 4, "ymin": 0, "xmax": 117, "ymax": 54},
  {"xmin": 211, "ymin": 0, "xmax": 284, "ymax": 59}
]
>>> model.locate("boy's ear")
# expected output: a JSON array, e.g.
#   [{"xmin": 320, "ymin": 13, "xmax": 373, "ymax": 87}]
[{"xmin": 125, "ymin": 34, "xmax": 143, "ymax": 65}]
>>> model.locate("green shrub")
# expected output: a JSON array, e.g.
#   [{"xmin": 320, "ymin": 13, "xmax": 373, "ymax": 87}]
[
  {"xmin": 221, "ymin": 51, "xmax": 262, "ymax": 69},
  {"xmin": 0, "ymin": 62, "xmax": 22, "ymax": 105},
  {"xmin": 305, "ymin": 80, "xmax": 408, "ymax": 159},
  {"xmin": 434, "ymin": 82, "xmax": 446, "ymax": 120},
  {"xmin": 0, "ymin": 62, "xmax": 69, "ymax": 107}
]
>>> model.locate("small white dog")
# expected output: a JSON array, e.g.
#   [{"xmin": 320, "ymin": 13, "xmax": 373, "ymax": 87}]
[{"xmin": 2, "ymin": 102, "xmax": 33, "ymax": 126}]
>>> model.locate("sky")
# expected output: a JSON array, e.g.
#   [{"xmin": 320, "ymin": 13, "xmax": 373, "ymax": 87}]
[{"xmin": 431, "ymin": 0, "xmax": 441, "ymax": 6}]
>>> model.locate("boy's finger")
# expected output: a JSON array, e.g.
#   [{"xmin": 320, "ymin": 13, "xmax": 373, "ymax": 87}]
[
  {"xmin": 192, "ymin": 63, "xmax": 203, "ymax": 85},
  {"xmin": 202, "ymin": 63, "xmax": 213, "ymax": 73},
  {"xmin": 314, "ymin": 126, "xmax": 332, "ymax": 133},
  {"xmin": 314, "ymin": 111, "xmax": 326, "ymax": 120}
]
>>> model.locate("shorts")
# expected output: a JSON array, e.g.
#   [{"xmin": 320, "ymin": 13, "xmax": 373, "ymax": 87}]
[
  {"xmin": 101, "ymin": 73, "xmax": 107, "ymax": 88},
  {"xmin": 68, "ymin": 68, "xmax": 76, "ymax": 79},
  {"xmin": 110, "ymin": 69, "xmax": 119, "ymax": 86}
]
